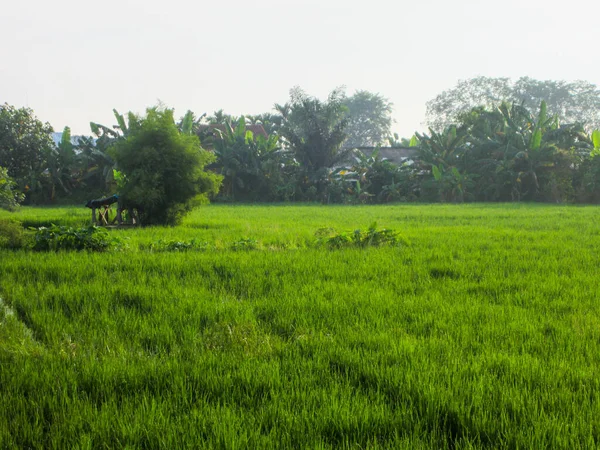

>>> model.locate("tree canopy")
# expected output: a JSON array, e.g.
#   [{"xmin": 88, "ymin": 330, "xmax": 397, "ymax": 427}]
[
  {"xmin": 342, "ymin": 90, "xmax": 393, "ymax": 148},
  {"xmin": 0, "ymin": 103, "xmax": 54, "ymax": 196},
  {"xmin": 280, "ymin": 87, "xmax": 349, "ymax": 172},
  {"xmin": 0, "ymin": 166, "xmax": 24, "ymax": 211},
  {"xmin": 426, "ymin": 77, "xmax": 600, "ymax": 132},
  {"xmin": 109, "ymin": 107, "xmax": 222, "ymax": 226}
]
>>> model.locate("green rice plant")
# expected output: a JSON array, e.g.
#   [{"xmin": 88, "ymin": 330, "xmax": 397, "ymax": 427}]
[{"xmin": 2, "ymin": 204, "xmax": 600, "ymax": 449}]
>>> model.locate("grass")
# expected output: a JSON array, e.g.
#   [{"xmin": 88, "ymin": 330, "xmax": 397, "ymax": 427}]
[{"xmin": 1, "ymin": 203, "xmax": 600, "ymax": 448}]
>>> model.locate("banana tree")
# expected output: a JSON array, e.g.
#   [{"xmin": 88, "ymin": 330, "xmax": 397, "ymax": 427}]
[
  {"xmin": 46, "ymin": 127, "xmax": 77, "ymax": 200},
  {"xmin": 211, "ymin": 117, "xmax": 285, "ymax": 201},
  {"xmin": 415, "ymin": 125, "xmax": 472, "ymax": 201},
  {"xmin": 465, "ymin": 101, "xmax": 576, "ymax": 201}
]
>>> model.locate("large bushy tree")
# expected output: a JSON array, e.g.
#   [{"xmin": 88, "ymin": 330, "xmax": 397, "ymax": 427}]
[
  {"xmin": 280, "ymin": 87, "xmax": 349, "ymax": 172},
  {"xmin": 109, "ymin": 107, "xmax": 222, "ymax": 225},
  {"xmin": 0, "ymin": 166, "xmax": 24, "ymax": 211},
  {"xmin": 210, "ymin": 117, "xmax": 290, "ymax": 201},
  {"xmin": 0, "ymin": 103, "xmax": 54, "ymax": 197},
  {"xmin": 426, "ymin": 77, "xmax": 600, "ymax": 131},
  {"xmin": 343, "ymin": 90, "xmax": 393, "ymax": 148}
]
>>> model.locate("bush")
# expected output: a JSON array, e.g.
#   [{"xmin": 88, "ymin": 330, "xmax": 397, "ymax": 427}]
[
  {"xmin": 230, "ymin": 238, "xmax": 259, "ymax": 251},
  {"xmin": 315, "ymin": 223, "xmax": 406, "ymax": 249},
  {"xmin": 143, "ymin": 239, "xmax": 210, "ymax": 252},
  {"xmin": 0, "ymin": 167, "xmax": 24, "ymax": 211},
  {"xmin": 32, "ymin": 225, "xmax": 115, "ymax": 252},
  {"xmin": 0, "ymin": 219, "xmax": 28, "ymax": 249},
  {"xmin": 110, "ymin": 107, "xmax": 222, "ymax": 226}
]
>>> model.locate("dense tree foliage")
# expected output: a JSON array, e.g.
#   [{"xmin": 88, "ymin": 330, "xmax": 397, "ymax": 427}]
[
  {"xmin": 0, "ymin": 166, "xmax": 24, "ymax": 211},
  {"xmin": 109, "ymin": 107, "xmax": 221, "ymax": 225},
  {"xmin": 0, "ymin": 103, "xmax": 54, "ymax": 200},
  {"xmin": 3, "ymin": 79, "xmax": 600, "ymax": 209},
  {"xmin": 209, "ymin": 118, "xmax": 292, "ymax": 201},
  {"xmin": 343, "ymin": 90, "xmax": 393, "ymax": 148},
  {"xmin": 426, "ymin": 77, "xmax": 600, "ymax": 132}
]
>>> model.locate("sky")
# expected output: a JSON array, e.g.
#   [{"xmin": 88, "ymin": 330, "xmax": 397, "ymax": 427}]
[{"xmin": 2, "ymin": 0, "xmax": 599, "ymax": 138}]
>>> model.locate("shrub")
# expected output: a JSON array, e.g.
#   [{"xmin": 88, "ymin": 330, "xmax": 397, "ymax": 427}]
[
  {"xmin": 0, "ymin": 166, "xmax": 24, "ymax": 211},
  {"xmin": 32, "ymin": 225, "xmax": 115, "ymax": 252},
  {"xmin": 0, "ymin": 219, "xmax": 28, "ymax": 249},
  {"xmin": 110, "ymin": 107, "xmax": 222, "ymax": 226},
  {"xmin": 143, "ymin": 239, "xmax": 210, "ymax": 252},
  {"xmin": 315, "ymin": 222, "xmax": 406, "ymax": 249},
  {"xmin": 230, "ymin": 238, "xmax": 259, "ymax": 251}
]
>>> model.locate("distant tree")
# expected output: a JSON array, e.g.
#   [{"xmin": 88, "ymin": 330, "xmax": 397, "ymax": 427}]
[
  {"xmin": 343, "ymin": 90, "xmax": 393, "ymax": 148},
  {"xmin": 0, "ymin": 103, "xmax": 54, "ymax": 196},
  {"xmin": 210, "ymin": 117, "xmax": 291, "ymax": 201},
  {"xmin": 245, "ymin": 112, "xmax": 284, "ymax": 136},
  {"xmin": 206, "ymin": 109, "xmax": 236, "ymax": 125},
  {"xmin": 0, "ymin": 166, "xmax": 24, "ymax": 211},
  {"xmin": 178, "ymin": 110, "xmax": 205, "ymax": 135},
  {"xmin": 426, "ymin": 76, "xmax": 600, "ymax": 131},
  {"xmin": 280, "ymin": 87, "xmax": 349, "ymax": 172},
  {"xmin": 457, "ymin": 102, "xmax": 579, "ymax": 202},
  {"xmin": 46, "ymin": 127, "xmax": 77, "ymax": 201},
  {"xmin": 109, "ymin": 106, "xmax": 222, "ymax": 225}
]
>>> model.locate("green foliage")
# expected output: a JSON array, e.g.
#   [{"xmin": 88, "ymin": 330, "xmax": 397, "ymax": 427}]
[
  {"xmin": 324, "ymin": 149, "xmax": 417, "ymax": 204},
  {"xmin": 591, "ymin": 130, "xmax": 600, "ymax": 157},
  {"xmin": 230, "ymin": 237, "xmax": 259, "ymax": 251},
  {"xmin": 426, "ymin": 76, "xmax": 600, "ymax": 132},
  {"xmin": 0, "ymin": 219, "xmax": 28, "ymax": 249},
  {"xmin": 0, "ymin": 103, "xmax": 54, "ymax": 200},
  {"xmin": 280, "ymin": 87, "xmax": 349, "ymax": 176},
  {"xmin": 315, "ymin": 222, "xmax": 402, "ymax": 249},
  {"xmin": 343, "ymin": 90, "xmax": 393, "ymax": 148},
  {"xmin": 462, "ymin": 101, "xmax": 576, "ymax": 202},
  {"xmin": 0, "ymin": 167, "xmax": 24, "ymax": 211},
  {"xmin": 46, "ymin": 126, "xmax": 78, "ymax": 201},
  {"xmin": 32, "ymin": 225, "xmax": 115, "ymax": 252},
  {"xmin": 210, "ymin": 117, "xmax": 290, "ymax": 201},
  {"xmin": 110, "ymin": 106, "xmax": 222, "ymax": 225},
  {"xmin": 143, "ymin": 238, "xmax": 210, "ymax": 252}
]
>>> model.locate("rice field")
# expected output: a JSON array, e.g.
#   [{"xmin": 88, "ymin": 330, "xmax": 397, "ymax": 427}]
[{"xmin": 1, "ymin": 203, "xmax": 600, "ymax": 449}]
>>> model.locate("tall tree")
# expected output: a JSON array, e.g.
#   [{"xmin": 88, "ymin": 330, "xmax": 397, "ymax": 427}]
[
  {"xmin": 0, "ymin": 103, "xmax": 54, "ymax": 196},
  {"xmin": 462, "ymin": 102, "xmax": 577, "ymax": 202},
  {"xmin": 0, "ymin": 166, "xmax": 24, "ymax": 211},
  {"xmin": 210, "ymin": 117, "xmax": 288, "ymax": 201},
  {"xmin": 46, "ymin": 127, "xmax": 77, "ymax": 201},
  {"xmin": 109, "ymin": 106, "xmax": 221, "ymax": 225},
  {"xmin": 426, "ymin": 77, "xmax": 600, "ymax": 131},
  {"xmin": 343, "ymin": 90, "xmax": 393, "ymax": 148},
  {"xmin": 280, "ymin": 87, "xmax": 349, "ymax": 172}
]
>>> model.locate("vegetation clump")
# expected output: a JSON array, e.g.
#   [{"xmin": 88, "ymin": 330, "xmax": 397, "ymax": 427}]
[
  {"xmin": 143, "ymin": 239, "xmax": 210, "ymax": 252},
  {"xmin": 230, "ymin": 237, "xmax": 259, "ymax": 251},
  {"xmin": 0, "ymin": 219, "xmax": 27, "ymax": 249},
  {"xmin": 109, "ymin": 107, "xmax": 222, "ymax": 226},
  {"xmin": 0, "ymin": 167, "xmax": 24, "ymax": 211},
  {"xmin": 315, "ymin": 222, "xmax": 405, "ymax": 249},
  {"xmin": 32, "ymin": 225, "xmax": 116, "ymax": 252}
]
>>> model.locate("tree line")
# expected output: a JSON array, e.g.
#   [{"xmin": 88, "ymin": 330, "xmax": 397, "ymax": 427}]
[{"xmin": 2, "ymin": 77, "xmax": 600, "ymax": 222}]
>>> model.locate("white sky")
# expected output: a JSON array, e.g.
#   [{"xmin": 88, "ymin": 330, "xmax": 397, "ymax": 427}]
[{"xmin": 2, "ymin": 0, "xmax": 599, "ymax": 137}]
